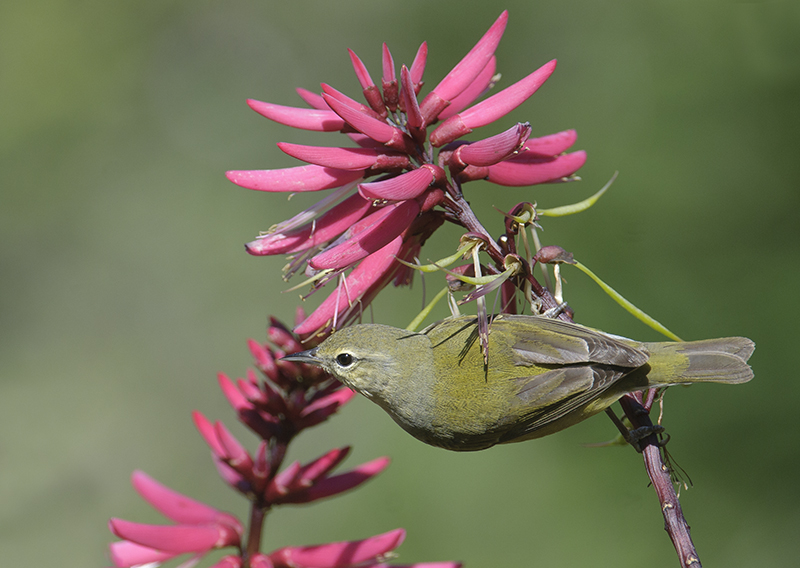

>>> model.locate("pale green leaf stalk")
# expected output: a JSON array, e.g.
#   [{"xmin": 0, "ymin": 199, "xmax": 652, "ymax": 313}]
[
  {"xmin": 538, "ymin": 171, "xmax": 617, "ymax": 217},
  {"xmin": 571, "ymin": 260, "xmax": 683, "ymax": 341},
  {"xmin": 406, "ymin": 287, "xmax": 450, "ymax": 332}
]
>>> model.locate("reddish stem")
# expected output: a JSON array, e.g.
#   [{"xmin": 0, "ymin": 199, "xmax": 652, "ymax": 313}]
[
  {"xmin": 619, "ymin": 394, "xmax": 702, "ymax": 568},
  {"xmin": 243, "ymin": 502, "xmax": 268, "ymax": 568}
]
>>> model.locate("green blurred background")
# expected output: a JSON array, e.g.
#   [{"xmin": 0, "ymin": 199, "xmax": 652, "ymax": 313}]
[{"xmin": 2, "ymin": 1, "xmax": 798, "ymax": 566}]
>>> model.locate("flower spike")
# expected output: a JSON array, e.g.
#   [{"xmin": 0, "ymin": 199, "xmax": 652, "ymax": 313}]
[{"xmin": 230, "ymin": 10, "xmax": 586, "ymax": 348}]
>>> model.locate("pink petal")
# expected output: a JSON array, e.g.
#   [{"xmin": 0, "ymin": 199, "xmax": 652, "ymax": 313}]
[
  {"xmin": 193, "ymin": 410, "xmax": 227, "ymax": 458},
  {"xmin": 216, "ymin": 373, "xmax": 252, "ymax": 413},
  {"xmin": 321, "ymin": 84, "xmax": 383, "ymax": 120},
  {"xmin": 267, "ymin": 460, "xmax": 303, "ymax": 500},
  {"xmin": 381, "ymin": 43, "xmax": 398, "ymax": 111},
  {"xmin": 430, "ymin": 59, "xmax": 557, "ymax": 147},
  {"xmin": 253, "ymin": 441, "xmax": 271, "ymax": 485},
  {"xmin": 267, "ymin": 325, "xmax": 304, "ymax": 354},
  {"xmin": 420, "ymin": 10, "xmax": 508, "ymax": 122},
  {"xmin": 409, "ymin": 42, "xmax": 428, "ymax": 87},
  {"xmin": 348, "ymin": 49, "xmax": 385, "ymax": 115},
  {"xmin": 323, "ymin": 93, "xmax": 410, "ymax": 152},
  {"xmin": 309, "ymin": 200, "xmax": 420, "ymax": 270},
  {"xmin": 294, "ymin": 306, "xmax": 307, "ymax": 328},
  {"xmin": 296, "ymin": 457, "xmax": 390, "ymax": 504},
  {"xmin": 486, "ymin": 150, "xmax": 586, "ymax": 186},
  {"xmin": 294, "ymin": 237, "xmax": 403, "ymax": 336},
  {"xmin": 523, "ymin": 129, "xmax": 578, "ymax": 157},
  {"xmin": 215, "ymin": 421, "xmax": 254, "ymax": 472},
  {"xmin": 399, "ymin": 66, "xmax": 424, "ymax": 133},
  {"xmin": 236, "ymin": 377, "xmax": 267, "ymax": 405},
  {"xmin": 461, "ymin": 59, "xmax": 557, "ymax": 126},
  {"xmin": 437, "ymin": 56, "xmax": 497, "ymax": 121},
  {"xmin": 390, "ymin": 564, "xmax": 462, "ymax": 568},
  {"xmin": 247, "ymin": 99, "xmax": 344, "ymax": 131},
  {"xmin": 381, "ymin": 43, "xmax": 396, "ymax": 84},
  {"xmin": 243, "ymin": 374, "xmax": 288, "ymax": 416},
  {"xmin": 277, "ymin": 143, "xmax": 407, "ymax": 171},
  {"xmin": 298, "ymin": 447, "xmax": 351, "ymax": 485},
  {"xmin": 131, "ymin": 471, "xmax": 241, "ymax": 529},
  {"xmin": 249, "ymin": 554, "xmax": 275, "ymax": 568},
  {"xmin": 108, "ymin": 541, "xmax": 176, "ymax": 567},
  {"xmin": 246, "ymin": 193, "xmax": 374, "ymax": 256},
  {"xmin": 217, "ymin": 382, "xmax": 281, "ymax": 442},
  {"xmin": 359, "ymin": 166, "xmax": 436, "ymax": 201},
  {"xmin": 348, "ymin": 48, "xmax": 376, "ymax": 90},
  {"xmin": 108, "ymin": 519, "xmax": 240, "ymax": 554},
  {"xmin": 208, "ymin": 555, "xmax": 245, "ymax": 568},
  {"xmin": 247, "ymin": 340, "xmax": 279, "ymax": 381},
  {"xmin": 270, "ymin": 529, "xmax": 405, "ymax": 568},
  {"xmin": 226, "ymin": 165, "xmax": 364, "ymax": 192},
  {"xmin": 213, "ymin": 454, "xmax": 250, "ymax": 492},
  {"xmin": 296, "ymin": 88, "xmax": 328, "ymax": 110},
  {"xmin": 453, "ymin": 123, "xmax": 531, "ymax": 167},
  {"xmin": 296, "ymin": 388, "xmax": 357, "ymax": 429}
]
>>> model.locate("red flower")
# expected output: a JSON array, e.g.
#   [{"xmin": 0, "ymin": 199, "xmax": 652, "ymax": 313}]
[{"xmin": 228, "ymin": 11, "xmax": 585, "ymax": 337}]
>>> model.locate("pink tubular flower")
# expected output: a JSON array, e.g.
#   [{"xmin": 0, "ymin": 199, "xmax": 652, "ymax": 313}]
[
  {"xmin": 108, "ymin": 471, "xmax": 243, "ymax": 567},
  {"xmin": 109, "ymin": 474, "xmax": 452, "ymax": 568},
  {"xmin": 228, "ymin": 10, "xmax": 585, "ymax": 338},
  {"xmin": 109, "ymin": 315, "xmax": 459, "ymax": 567}
]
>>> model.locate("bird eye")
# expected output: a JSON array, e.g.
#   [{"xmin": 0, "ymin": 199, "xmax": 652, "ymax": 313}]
[{"xmin": 335, "ymin": 352, "xmax": 354, "ymax": 367}]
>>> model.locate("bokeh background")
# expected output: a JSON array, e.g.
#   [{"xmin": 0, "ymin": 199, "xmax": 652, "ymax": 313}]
[{"xmin": 2, "ymin": 1, "xmax": 798, "ymax": 566}]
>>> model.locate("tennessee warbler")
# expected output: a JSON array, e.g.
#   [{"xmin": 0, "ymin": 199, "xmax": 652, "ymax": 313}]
[{"xmin": 284, "ymin": 314, "xmax": 754, "ymax": 451}]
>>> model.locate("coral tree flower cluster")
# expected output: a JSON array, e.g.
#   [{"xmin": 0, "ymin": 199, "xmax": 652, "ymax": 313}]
[
  {"xmin": 108, "ymin": 313, "xmax": 457, "ymax": 568},
  {"xmin": 227, "ymin": 10, "xmax": 585, "ymax": 337}
]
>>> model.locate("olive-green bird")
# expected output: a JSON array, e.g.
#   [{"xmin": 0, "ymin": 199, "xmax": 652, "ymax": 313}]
[{"xmin": 284, "ymin": 315, "xmax": 754, "ymax": 451}]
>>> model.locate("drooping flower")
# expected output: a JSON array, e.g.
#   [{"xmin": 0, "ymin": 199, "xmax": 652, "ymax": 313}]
[{"xmin": 228, "ymin": 10, "xmax": 586, "ymax": 338}]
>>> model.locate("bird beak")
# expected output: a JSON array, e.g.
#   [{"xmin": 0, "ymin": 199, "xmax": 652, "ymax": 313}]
[{"xmin": 281, "ymin": 348, "xmax": 321, "ymax": 365}]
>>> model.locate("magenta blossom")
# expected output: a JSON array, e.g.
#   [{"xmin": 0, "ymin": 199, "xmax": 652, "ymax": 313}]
[
  {"xmin": 108, "ymin": 471, "xmax": 243, "ymax": 567},
  {"xmin": 109, "ymin": 472, "xmax": 455, "ymax": 568},
  {"xmin": 108, "ymin": 314, "xmax": 460, "ymax": 568},
  {"xmin": 228, "ymin": 10, "xmax": 585, "ymax": 338}
]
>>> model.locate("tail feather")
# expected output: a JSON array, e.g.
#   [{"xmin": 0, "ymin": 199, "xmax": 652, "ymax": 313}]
[
  {"xmin": 644, "ymin": 337, "xmax": 755, "ymax": 386},
  {"xmin": 680, "ymin": 336, "xmax": 755, "ymax": 361}
]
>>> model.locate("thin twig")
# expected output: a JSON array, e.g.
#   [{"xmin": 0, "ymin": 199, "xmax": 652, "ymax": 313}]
[{"xmin": 619, "ymin": 394, "xmax": 702, "ymax": 568}]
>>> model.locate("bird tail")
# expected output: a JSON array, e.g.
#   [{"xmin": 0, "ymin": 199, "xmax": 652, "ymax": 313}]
[{"xmin": 644, "ymin": 337, "xmax": 755, "ymax": 386}]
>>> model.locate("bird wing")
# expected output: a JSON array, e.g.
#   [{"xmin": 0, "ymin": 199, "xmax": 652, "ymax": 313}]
[
  {"xmin": 496, "ymin": 314, "xmax": 649, "ymax": 367},
  {"xmin": 501, "ymin": 365, "xmax": 630, "ymax": 442}
]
